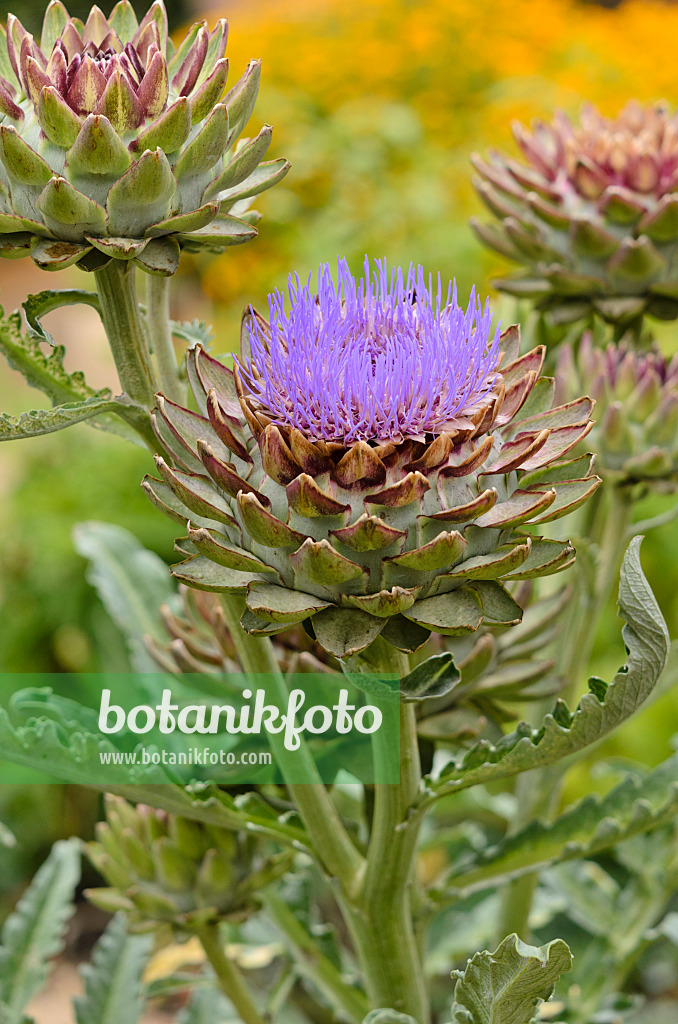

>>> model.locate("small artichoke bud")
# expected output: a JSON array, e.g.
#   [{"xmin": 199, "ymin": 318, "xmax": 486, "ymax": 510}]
[
  {"xmin": 144, "ymin": 258, "xmax": 600, "ymax": 659},
  {"xmin": 0, "ymin": 2, "xmax": 289, "ymax": 275},
  {"xmin": 556, "ymin": 333, "xmax": 678, "ymax": 490},
  {"xmin": 472, "ymin": 100, "xmax": 678, "ymax": 333},
  {"xmin": 86, "ymin": 795, "xmax": 292, "ymax": 934},
  {"xmin": 146, "ymin": 583, "xmax": 335, "ymax": 675}
]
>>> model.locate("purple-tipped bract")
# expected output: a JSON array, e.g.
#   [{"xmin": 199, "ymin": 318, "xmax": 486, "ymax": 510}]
[{"xmin": 238, "ymin": 258, "xmax": 501, "ymax": 444}]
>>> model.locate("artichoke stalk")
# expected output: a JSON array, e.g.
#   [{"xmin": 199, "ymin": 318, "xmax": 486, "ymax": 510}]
[
  {"xmin": 0, "ymin": 0, "xmax": 289, "ymax": 276},
  {"xmin": 144, "ymin": 258, "xmax": 600, "ymax": 659},
  {"xmin": 472, "ymin": 101, "xmax": 678, "ymax": 336}
]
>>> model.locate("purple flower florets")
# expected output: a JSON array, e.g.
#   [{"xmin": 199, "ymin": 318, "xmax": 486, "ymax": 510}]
[{"xmin": 237, "ymin": 258, "xmax": 502, "ymax": 444}]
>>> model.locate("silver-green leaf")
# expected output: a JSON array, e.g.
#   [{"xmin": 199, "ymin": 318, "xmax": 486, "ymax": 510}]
[
  {"xmin": 430, "ymin": 537, "xmax": 668, "ymax": 798},
  {"xmin": 451, "ymin": 934, "xmax": 572, "ymax": 1024}
]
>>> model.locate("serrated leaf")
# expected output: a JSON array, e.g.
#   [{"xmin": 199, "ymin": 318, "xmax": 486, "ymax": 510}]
[
  {"xmin": 74, "ymin": 915, "xmax": 152, "ymax": 1024},
  {"xmin": 430, "ymin": 537, "xmax": 668, "ymax": 797},
  {"xmin": 72, "ymin": 521, "xmax": 176, "ymax": 672},
  {"xmin": 0, "ymin": 840, "xmax": 80, "ymax": 1019},
  {"xmin": 169, "ymin": 318, "xmax": 213, "ymax": 348},
  {"xmin": 443, "ymin": 752, "xmax": 678, "ymax": 898},
  {"xmin": 0, "ymin": 702, "xmax": 308, "ymax": 847},
  {"xmin": 0, "ymin": 303, "xmax": 103, "ymax": 406},
  {"xmin": 363, "ymin": 1012, "xmax": 419, "ymax": 1024},
  {"xmin": 451, "ymin": 934, "xmax": 572, "ymax": 1024},
  {"xmin": 22, "ymin": 289, "xmax": 101, "ymax": 347},
  {"xmin": 176, "ymin": 984, "xmax": 236, "ymax": 1024},
  {"xmin": 0, "ymin": 396, "xmax": 136, "ymax": 440}
]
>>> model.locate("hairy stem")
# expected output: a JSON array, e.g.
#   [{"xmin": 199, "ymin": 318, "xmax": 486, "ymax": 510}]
[
  {"xmin": 218, "ymin": 594, "xmax": 363, "ymax": 888},
  {"xmin": 263, "ymin": 892, "xmax": 369, "ymax": 1023},
  {"xmin": 342, "ymin": 638, "xmax": 430, "ymax": 1024},
  {"xmin": 94, "ymin": 262, "xmax": 157, "ymax": 409},
  {"xmin": 198, "ymin": 923, "xmax": 267, "ymax": 1024},
  {"xmin": 146, "ymin": 274, "xmax": 184, "ymax": 404}
]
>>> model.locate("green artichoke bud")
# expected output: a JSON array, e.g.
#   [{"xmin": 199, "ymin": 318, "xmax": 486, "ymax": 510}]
[
  {"xmin": 555, "ymin": 334, "xmax": 678, "ymax": 490},
  {"xmin": 472, "ymin": 101, "xmax": 678, "ymax": 333},
  {"xmin": 144, "ymin": 259, "xmax": 600, "ymax": 659},
  {"xmin": 0, "ymin": 1, "xmax": 289, "ymax": 274},
  {"xmin": 86, "ymin": 794, "xmax": 292, "ymax": 933},
  {"xmin": 147, "ymin": 584, "xmax": 334, "ymax": 675}
]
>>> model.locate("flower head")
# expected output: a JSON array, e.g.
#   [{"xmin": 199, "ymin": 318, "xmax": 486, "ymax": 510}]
[
  {"xmin": 472, "ymin": 100, "xmax": 678, "ymax": 332},
  {"xmin": 237, "ymin": 259, "xmax": 501, "ymax": 444},
  {"xmin": 524, "ymin": 101, "xmax": 678, "ymax": 200},
  {"xmin": 144, "ymin": 259, "xmax": 600, "ymax": 658},
  {"xmin": 0, "ymin": 1, "xmax": 289, "ymax": 274}
]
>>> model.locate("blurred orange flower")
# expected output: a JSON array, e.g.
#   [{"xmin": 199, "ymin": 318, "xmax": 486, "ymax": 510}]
[{"xmin": 192, "ymin": 0, "xmax": 678, "ymax": 338}]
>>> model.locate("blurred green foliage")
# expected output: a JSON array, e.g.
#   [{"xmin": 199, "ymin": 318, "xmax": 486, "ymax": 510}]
[
  {"xmin": 0, "ymin": 0, "xmax": 189, "ymax": 34},
  {"xmin": 0, "ymin": 426, "xmax": 175, "ymax": 673}
]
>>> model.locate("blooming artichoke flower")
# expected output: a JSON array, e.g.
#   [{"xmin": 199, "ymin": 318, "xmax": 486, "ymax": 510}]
[
  {"xmin": 0, "ymin": 1, "xmax": 289, "ymax": 274},
  {"xmin": 556, "ymin": 334, "xmax": 678, "ymax": 489},
  {"xmin": 87, "ymin": 795, "xmax": 291, "ymax": 933},
  {"xmin": 472, "ymin": 101, "xmax": 678, "ymax": 331},
  {"xmin": 144, "ymin": 259, "xmax": 600, "ymax": 659}
]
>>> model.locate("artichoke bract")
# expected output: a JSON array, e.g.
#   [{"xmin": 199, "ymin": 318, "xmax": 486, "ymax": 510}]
[
  {"xmin": 0, "ymin": 1, "xmax": 289, "ymax": 274},
  {"xmin": 556, "ymin": 334, "xmax": 678, "ymax": 490},
  {"xmin": 144, "ymin": 259, "xmax": 600, "ymax": 659},
  {"xmin": 472, "ymin": 101, "xmax": 678, "ymax": 332},
  {"xmin": 87, "ymin": 795, "xmax": 291, "ymax": 933}
]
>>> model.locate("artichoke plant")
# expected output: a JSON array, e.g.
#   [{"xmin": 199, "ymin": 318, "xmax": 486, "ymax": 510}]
[
  {"xmin": 86, "ymin": 794, "xmax": 291, "ymax": 933},
  {"xmin": 0, "ymin": 0, "xmax": 288, "ymax": 275},
  {"xmin": 472, "ymin": 101, "xmax": 678, "ymax": 333},
  {"xmin": 144, "ymin": 259, "xmax": 600, "ymax": 659},
  {"xmin": 556, "ymin": 333, "xmax": 678, "ymax": 489}
]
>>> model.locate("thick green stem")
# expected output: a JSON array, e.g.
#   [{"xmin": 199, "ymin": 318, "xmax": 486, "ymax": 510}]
[
  {"xmin": 342, "ymin": 638, "xmax": 430, "ymax": 1024},
  {"xmin": 94, "ymin": 262, "xmax": 157, "ymax": 408},
  {"xmin": 263, "ymin": 892, "xmax": 369, "ymax": 1023},
  {"xmin": 218, "ymin": 595, "xmax": 363, "ymax": 888},
  {"xmin": 198, "ymin": 923, "xmax": 267, "ymax": 1024},
  {"xmin": 146, "ymin": 274, "xmax": 184, "ymax": 404}
]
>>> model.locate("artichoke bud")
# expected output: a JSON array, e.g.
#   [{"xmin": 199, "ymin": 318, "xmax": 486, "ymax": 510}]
[
  {"xmin": 144, "ymin": 258, "xmax": 600, "ymax": 659},
  {"xmin": 147, "ymin": 582, "xmax": 336, "ymax": 675},
  {"xmin": 86, "ymin": 795, "xmax": 288, "ymax": 933},
  {"xmin": 558, "ymin": 334, "xmax": 678, "ymax": 487},
  {"xmin": 0, "ymin": 1, "xmax": 289, "ymax": 275},
  {"xmin": 601, "ymin": 402, "xmax": 634, "ymax": 455},
  {"xmin": 472, "ymin": 101, "xmax": 678, "ymax": 331}
]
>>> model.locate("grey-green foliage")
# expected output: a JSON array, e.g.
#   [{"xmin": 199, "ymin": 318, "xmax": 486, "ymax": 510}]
[
  {"xmin": 432, "ymin": 536, "xmax": 669, "ymax": 796},
  {"xmin": 443, "ymin": 751, "xmax": 678, "ymax": 897},
  {"xmin": 177, "ymin": 985, "xmax": 239, "ymax": 1024},
  {"xmin": 74, "ymin": 915, "xmax": 152, "ymax": 1024},
  {"xmin": 72, "ymin": 520, "xmax": 178, "ymax": 673},
  {"xmin": 451, "ymin": 933, "xmax": 572, "ymax": 1024},
  {"xmin": 0, "ymin": 296, "xmax": 146, "ymax": 443},
  {"xmin": 0, "ymin": 839, "xmax": 80, "ymax": 1022},
  {"xmin": 362, "ymin": 1012, "xmax": 419, "ymax": 1024}
]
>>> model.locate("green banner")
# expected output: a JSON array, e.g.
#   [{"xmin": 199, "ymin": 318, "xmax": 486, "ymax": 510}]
[{"xmin": 0, "ymin": 672, "xmax": 401, "ymax": 785}]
